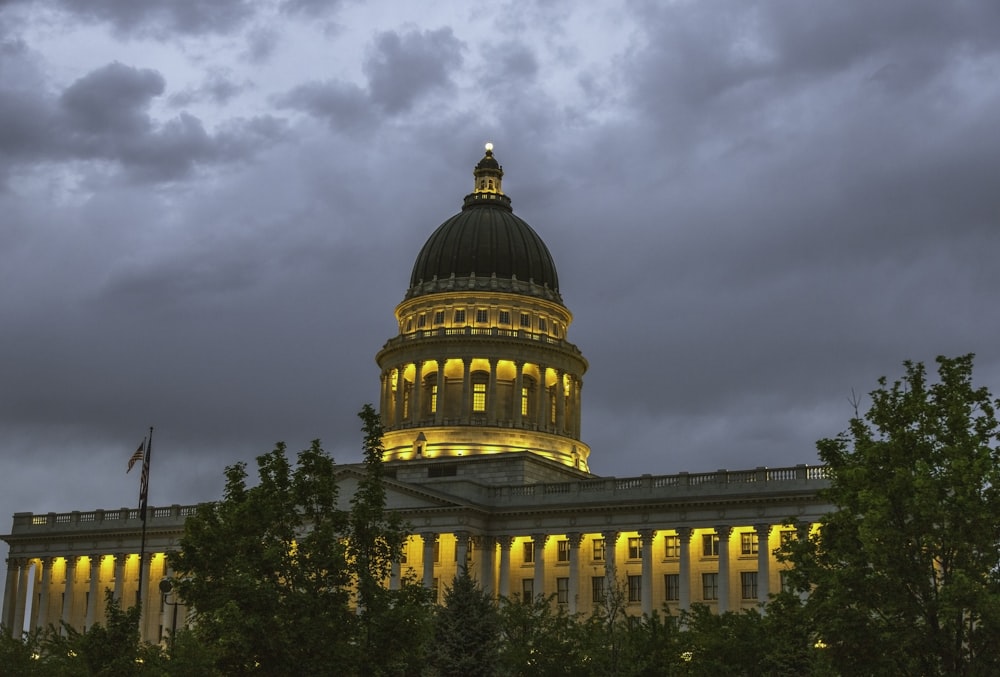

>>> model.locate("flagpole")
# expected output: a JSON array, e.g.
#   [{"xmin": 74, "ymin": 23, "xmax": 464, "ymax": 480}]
[{"xmin": 136, "ymin": 426, "xmax": 153, "ymax": 627}]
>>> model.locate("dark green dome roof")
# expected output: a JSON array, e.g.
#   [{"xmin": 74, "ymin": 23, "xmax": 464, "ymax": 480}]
[{"xmin": 408, "ymin": 146, "xmax": 561, "ymax": 300}]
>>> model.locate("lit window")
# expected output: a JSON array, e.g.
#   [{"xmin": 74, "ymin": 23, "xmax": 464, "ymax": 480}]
[
  {"xmin": 521, "ymin": 578, "xmax": 534, "ymax": 604},
  {"xmin": 592, "ymin": 576, "xmax": 605, "ymax": 604},
  {"xmin": 473, "ymin": 383, "xmax": 486, "ymax": 412},
  {"xmin": 433, "ymin": 541, "xmax": 440, "ymax": 563},
  {"xmin": 664, "ymin": 535, "xmax": 680, "ymax": 558},
  {"xmin": 780, "ymin": 529, "xmax": 796, "ymax": 547},
  {"xmin": 429, "ymin": 385, "xmax": 438, "ymax": 414},
  {"xmin": 592, "ymin": 538, "xmax": 605, "ymax": 562},
  {"xmin": 499, "ymin": 310, "xmax": 511, "ymax": 324},
  {"xmin": 702, "ymin": 533, "xmax": 719, "ymax": 557},
  {"xmin": 538, "ymin": 318, "xmax": 547, "ymax": 332},
  {"xmin": 557, "ymin": 540, "xmax": 570, "ymax": 562},
  {"xmin": 628, "ymin": 537, "xmax": 643, "ymax": 560},
  {"xmin": 523, "ymin": 540, "xmax": 534, "ymax": 564},
  {"xmin": 434, "ymin": 311, "xmax": 445, "ymax": 324},
  {"xmin": 417, "ymin": 314, "xmax": 426, "ymax": 328},
  {"xmin": 628, "ymin": 575, "xmax": 642, "ymax": 603},
  {"xmin": 520, "ymin": 313, "xmax": 531, "ymax": 328},
  {"xmin": 702, "ymin": 573, "xmax": 718, "ymax": 600},
  {"xmin": 476, "ymin": 308, "xmax": 488, "ymax": 323},
  {"xmin": 741, "ymin": 571, "xmax": 758, "ymax": 599},
  {"xmin": 406, "ymin": 319, "xmax": 413, "ymax": 332},
  {"xmin": 741, "ymin": 532, "xmax": 758, "ymax": 556},
  {"xmin": 557, "ymin": 577, "xmax": 569, "ymax": 604},
  {"xmin": 400, "ymin": 544, "xmax": 408, "ymax": 564},
  {"xmin": 454, "ymin": 309, "xmax": 466, "ymax": 323},
  {"xmin": 664, "ymin": 574, "xmax": 680, "ymax": 601},
  {"xmin": 521, "ymin": 387, "xmax": 529, "ymax": 416}
]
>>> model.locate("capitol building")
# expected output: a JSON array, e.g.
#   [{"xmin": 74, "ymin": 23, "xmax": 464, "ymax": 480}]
[{"xmin": 3, "ymin": 146, "xmax": 831, "ymax": 642}]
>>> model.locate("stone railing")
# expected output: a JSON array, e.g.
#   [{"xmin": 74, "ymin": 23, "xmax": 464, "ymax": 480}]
[
  {"xmin": 11, "ymin": 504, "xmax": 198, "ymax": 531},
  {"xmin": 380, "ymin": 326, "xmax": 585, "ymax": 357}
]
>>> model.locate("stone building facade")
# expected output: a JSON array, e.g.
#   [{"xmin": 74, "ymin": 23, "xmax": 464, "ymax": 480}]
[{"xmin": 3, "ymin": 146, "xmax": 831, "ymax": 641}]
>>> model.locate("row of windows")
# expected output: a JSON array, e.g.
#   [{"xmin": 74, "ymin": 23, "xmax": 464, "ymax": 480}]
[{"xmin": 404, "ymin": 309, "xmax": 557, "ymax": 334}]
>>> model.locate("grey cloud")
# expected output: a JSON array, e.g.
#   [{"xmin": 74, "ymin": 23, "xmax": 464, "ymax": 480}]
[
  {"xmin": 277, "ymin": 80, "xmax": 376, "ymax": 131},
  {"xmin": 60, "ymin": 62, "xmax": 165, "ymax": 136},
  {"xmin": 364, "ymin": 28, "xmax": 464, "ymax": 114},
  {"xmin": 47, "ymin": 0, "xmax": 257, "ymax": 36},
  {"xmin": 280, "ymin": 0, "xmax": 345, "ymax": 19},
  {"xmin": 169, "ymin": 71, "xmax": 249, "ymax": 107}
]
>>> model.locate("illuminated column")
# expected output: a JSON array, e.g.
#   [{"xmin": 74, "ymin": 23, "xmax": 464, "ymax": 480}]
[
  {"xmin": 455, "ymin": 531, "xmax": 470, "ymax": 577},
  {"xmin": 716, "ymin": 526, "xmax": 731, "ymax": 613},
  {"xmin": 2, "ymin": 558, "xmax": 18, "ymax": 632},
  {"xmin": 513, "ymin": 361, "xmax": 524, "ymax": 426},
  {"xmin": 531, "ymin": 533, "xmax": 548, "ymax": 602},
  {"xmin": 37, "ymin": 557, "xmax": 53, "ymax": 629},
  {"xmin": 536, "ymin": 364, "xmax": 548, "ymax": 429},
  {"xmin": 497, "ymin": 536, "xmax": 512, "ymax": 598},
  {"xmin": 435, "ymin": 358, "xmax": 447, "ymax": 424},
  {"xmin": 602, "ymin": 530, "xmax": 619, "ymax": 584},
  {"xmin": 379, "ymin": 371, "xmax": 388, "ymax": 423},
  {"xmin": 61, "ymin": 556, "xmax": 77, "ymax": 632},
  {"xmin": 677, "ymin": 528, "xmax": 692, "ymax": 611},
  {"xmin": 555, "ymin": 369, "xmax": 566, "ymax": 433},
  {"xmin": 420, "ymin": 533, "xmax": 437, "ymax": 589},
  {"xmin": 389, "ymin": 559, "xmax": 401, "ymax": 591},
  {"xmin": 12, "ymin": 559, "xmax": 30, "ymax": 636},
  {"xmin": 639, "ymin": 529, "xmax": 655, "ymax": 616},
  {"xmin": 86, "ymin": 555, "xmax": 101, "ymax": 630},
  {"xmin": 475, "ymin": 536, "xmax": 495, "ymax": 595},
  {"xmin": 412, "ymin": 360, "xmax": 423, "ymax": 422},
  {"xmin": 567, "ymin": 532, "xmax": 582, "ymax": 614},
  {"xmin": 756, "ymin": 523, "xmax": 772, "ymax": 608},
  {"xmin": 394, "ymin": 366, "xmax": 405, "ymax": 426},
  {"xmin": 113, "ymin": 554, "xmax": 125, "ymax": 601},
  {"xmin": 160, "ymin": 558, "xmax": 174, "ymax": 640},
  {"xmin": 487, "ymin": 359, "xmax": 498, "ymax": 424},
  {"xmin": 573, "ymin": 377, "xmax": 583, "ymax": 438},
  {"xmin": 461, "ymin": 358, "xmax": 472, "ymax": 420},
  {"xmin": 139, "ymin": 553, "xmax": 155, "ymax": 639}
]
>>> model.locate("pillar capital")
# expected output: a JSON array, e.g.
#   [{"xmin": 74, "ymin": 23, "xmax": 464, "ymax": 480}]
[
  {"xmin": 496, "ymin": 535, "xmax": 513, "ymax": 550},
  {"xmin": 601, "ymin": 529, "xmax": 619, "ymax": 544},
  {"xmin": 715, "ymin": 525, "xmax": 732, "ymax": 540},
  {"xmin": 531, "ymin": 533, "xmax": 549, "ymax": 547},
  {"xmin": 637, "ymin": 528, "xmax": 656, "ymax": 543},
  {"xmin": 566, "ymin": 532, "xmax": 584, "ymax": 547}
]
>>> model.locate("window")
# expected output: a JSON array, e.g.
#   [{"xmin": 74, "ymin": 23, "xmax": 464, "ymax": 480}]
[
  {"xmin": 417, "ymin": 314, "xmax": 427, "ymax": 328},
  {"xmin": 520, "ymin": 313, "xmax": 531, "ymax": 328},
  {"xmin": 702, "ymin": 573, "xmax": 719, "ymax": 600},
  {"xmin": 454, "ymin": 309, "xmax": 466, "ymax": 324},
  {"xmin": 476, "ymin": 308, "xmax": 488, "ymax": 323},
  {"xmin": 592, "ymin": 538, "xmax": 606, "ymax": 562},
  {"xmin": 473, "ymin": 382, "xmax": 487, "ymax": 412},
  {"xmin": 538, "ymin": 318, "xmax": 548, "ymax": 332},
  {"xmin": 702, "ymin": 533, "xmax": 720, "ymax": 557},
  {"xmin": 434, "ymin": 310, "xmax": 445, "ymax": 324},
  {"xmin": 521, "ymin": 386, "xmax": 530, "ymax": 416},
  {"xmin": 664, "ymin": 535, "xmax": 680, "ymax": 559},
  {"xmin": 406, "ymin": 318, "xmax": 413, "ymax": 332},
  {"xmin": 741, "ymin": 571, "xmax": 758, "ymax": 599},
  {"xmin": 780, "ymin": 570, "xmax": 793, "ymax": 593},
  {"xmin": 400, "ymin": 544, "xmax": 408, "ymax": 564},
  {"xmin": 429, "ymin": 384, "xmax": 438, "ymax": 414},
  {"xmin": 499, "ymin": 310, "xmax": 511, "ymax": 324},
  {"xmin": 522, "ymin": 578, "xmax": 534, "ymax": 603},
  {"xmin": 628, "ymin": 575, "xmax": 642, "ymax": 603},
  {"xmin": 627, "ymin": 537, "xmax": 643, "ymax": 560},
  {"xmin": 557, "ymin": 577, "xmax": 569, "ymax": 604},
  {"xmin": 664, "ymin": 574, "xmax": 680, "ymax": 601},
  {"xmin": 523, "ymin": 540, "xmax": 535, "ymax": 564},
  {"xmin": 741, "ymin": 532, "xmax": 758, "ymax": 556},
  {"xmin": 592, "ymin": 576, "xmax": 606, "ymax": 604},
  {"xmin": 557, "ymin": 540, "xmax": 570, "ymax": 562},
  {"xmin": 433, "ymin": 540, "xmax": 441, "ymax": 563},
  {"xmin": 780, "ymin": 529, "xmax": 796, "ymax": 547}
]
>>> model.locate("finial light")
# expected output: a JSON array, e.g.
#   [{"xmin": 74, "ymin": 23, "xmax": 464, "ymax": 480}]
[{"xmin": 485, "ymin": 142, "xmax": 493, "ymax": 152}]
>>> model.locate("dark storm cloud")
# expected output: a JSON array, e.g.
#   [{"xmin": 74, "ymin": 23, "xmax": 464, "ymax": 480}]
[
  {"xmin": 279, "ymin": 0, "xmax": 346, "ymax": 19},
  {"xmin": 278, "ymin": 80, "xmax": 376, "ymax": 131},
  {"xmin": 364, "ymin": 28, "xmax": 464, "ymax": 114},
  {"xmin": 60, "ymin": 62, "xmax": 166, "ymax": 135}
]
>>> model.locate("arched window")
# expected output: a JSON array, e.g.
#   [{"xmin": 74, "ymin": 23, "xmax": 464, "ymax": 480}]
[
  {"xmin": 471, "ymin": 371, "xmax": 488, "ymax": 413},
  {"xmin": 423, "ymin": 373, "xmax": 438, "ymax": 416},
  {"xmin": 521, "ymin": 376, "xmax": 536, "ymax": 418}
]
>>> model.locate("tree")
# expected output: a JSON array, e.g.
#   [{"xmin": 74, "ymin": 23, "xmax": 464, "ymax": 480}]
[
  {"xmin": 431, "ymin": 568, "xmax": 502, "ymax": 677},
  {"xmin": 780, "ymin": 355, "xmax": 1000, "ymax": 676},
  {"xmin": 171, "ymin": 439, "xmax": 354, "ymax": 675}
]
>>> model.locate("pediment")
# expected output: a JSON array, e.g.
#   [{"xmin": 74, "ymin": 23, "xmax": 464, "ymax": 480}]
[{"xmin": 333, "ymin": 467, "xmax": 477, "ymax": 512}]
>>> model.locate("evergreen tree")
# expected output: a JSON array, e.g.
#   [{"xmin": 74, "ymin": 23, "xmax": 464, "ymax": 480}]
[{"xmin": 432, "ymin": 568, "xmax": 501, "ymax": 677}]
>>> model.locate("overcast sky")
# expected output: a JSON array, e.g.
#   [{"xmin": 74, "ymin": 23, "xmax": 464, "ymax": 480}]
[{"xmin": 3, "ymin": 0, "xmax": 999, "ymax": 581}]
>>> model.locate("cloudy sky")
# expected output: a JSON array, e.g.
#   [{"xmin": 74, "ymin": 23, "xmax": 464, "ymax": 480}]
[{"xmin": 2, "ymin": 0, "xmax": 999, "ymax": 574}]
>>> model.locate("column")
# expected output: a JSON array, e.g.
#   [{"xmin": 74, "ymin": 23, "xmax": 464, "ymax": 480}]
[
  {"xmin": 461, "ymin": 358, "xmax": 472, "ymax": 420},
  {"xmin": 389, "ymin": 560, "xmax": 401, "ymax": 591},
  {"xmin": 475, "ymin": 536, "xmax": 495, "ymax": 596},
  {"xmin": 513, "ymin": 361, "xmax": 524, "ymax": 426},
  {"xmin": 531, "ymin": 533, "xmax": 548, "ymax": 603},
  {"xmin": 677, "ymin": 528, "xmax": 692, "ymax": 612},
  {"xmin": 486, "ymin": 359, "xmax": 498, "ymax": 424},
  {"xmin": 435, "ymin": 358, "xmax": 447, "ymax": 424},
  {"xmin": 86, "ymin": 555, "xmax": 101, "ymax": 630},
  {"xmin": 716, "ymin": 526, "xmax": 731, "ymax": 613},
  {"xmin": 412, "ymin": 360, "xmax": 423, "ymax": 422},
  {"xmin": 555, "ymin": 369, "xmax": 566, "ymax": 433},
  {"xmin": 454, "ymin": 531, "xmax": 470, "ymax": 576},
  {"xmin": 2, "ymin": 558, "xmax": 19, "ymax": 632},
  {"xmin": 37, "ymin": 557, "xmax": 53, "ymax": 629},
  {"xmin": 573, "ymin": 376, "xmax": 583, "ymax": 438},
  {"xmin": 160, "ymin": 558, "xmax": 174, "ymax": 641},
  {"xmin": 394, "ymin": 366, "xmax": 405, "ymax": 426},
  {"xmin": 639, "ymin": 529, "xmax": 656, "ymax": 616},
  {"xmin": 379, "ymin": 371, "xmax": 388, "ymax": 423},
  {"xmin": 536, "ymin": 364, "xmax": 548, "ymax": 429},
  {"xmin": 12, "ymin": 559, "xmax": 30, "ymax": 636},
  {"xmin": 61, "ymin": 556, "xmax": 77, "ymax": 632},
  {"xmin": 497, "ymin": 536, "xmax": 512, "ymax": 599},
  {"xmin": 112, "ymin": 554, "xmax": 125, "ymax": 601},
  {"xmin": 420, "ymin": 533, "xmax": 437, "ymax": 590},
  {"xmin": 567, "ymin": 532, "xmax": 582, "ymax": 614},
  {"xmin": 602, "ymin": 531, "xmax": 619, "ymax": 584},
  {"xmin": 756, "ymin": 523, "xmax": 772, "ymax": 608}
]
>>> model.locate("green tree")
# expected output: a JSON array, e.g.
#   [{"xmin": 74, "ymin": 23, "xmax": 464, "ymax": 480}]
[
  {"xmin": 780, "ymin": 355, "xmax": 1000, "ymax": 676},
  {"xmin": 171, "ymin": 439, "xmax": 354, "ymax": 675},
  {"xmin": 431, "ymin": 568, "xmax": 502, "ymax": 677}
]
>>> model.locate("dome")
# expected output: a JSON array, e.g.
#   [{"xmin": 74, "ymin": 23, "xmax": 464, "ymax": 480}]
[{"xmin": 408, "ymin": 145, "xmax": 561, "ymax": 299}]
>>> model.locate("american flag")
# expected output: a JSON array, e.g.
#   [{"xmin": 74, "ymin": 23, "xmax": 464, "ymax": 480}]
[{"xmin": 127, "ymin": 441, "xmax": 145, "ymax": 473}]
